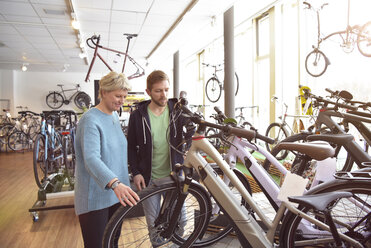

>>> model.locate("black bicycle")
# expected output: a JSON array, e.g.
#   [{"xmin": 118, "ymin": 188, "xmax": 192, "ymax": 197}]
[
  {"xmin": 46, "ymin": 84, "xmax": 91, "ymax": 110},
  {"xmin": 203, "ymin": 63, "xmax": 239, "ymax": 103},
  {"xmin": 304, "ymin": 1, "xmax": 371, "ymax": 77}
]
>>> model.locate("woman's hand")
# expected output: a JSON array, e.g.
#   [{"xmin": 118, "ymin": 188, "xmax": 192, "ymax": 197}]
[
  {"xmin": 113, "ymin": 183, "xmax": 140, "ymax": 207},
  {"xmin": 133, "ymin": 174, "xmax": 146, "ymax": 191}
]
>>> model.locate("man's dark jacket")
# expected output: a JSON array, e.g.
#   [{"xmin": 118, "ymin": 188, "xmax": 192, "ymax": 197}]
[{"xmin": 127, "ymin": 98, "xmax": 192, "ymax": 186}]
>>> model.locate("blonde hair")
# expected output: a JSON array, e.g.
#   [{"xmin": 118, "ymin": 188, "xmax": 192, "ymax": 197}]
[{"xmin": 98, "ymin": 71, "xmax": 132, "ymax": 100}]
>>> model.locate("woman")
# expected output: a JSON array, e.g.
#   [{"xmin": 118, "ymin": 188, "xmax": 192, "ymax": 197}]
[{"xmin": 74, "ymin": 71, "xmax": 139, "ymax": 248}]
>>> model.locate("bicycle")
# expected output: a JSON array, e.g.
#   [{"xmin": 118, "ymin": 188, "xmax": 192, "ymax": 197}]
[
  {"xmin": 84, "ymin": 34, "xmax": 145, "ymax": 82},
  {"xmin": 45, "ymin": 84, "xmax": 91, "ymax": 110},
  {"xmin": 263, "ymin": 88, "xmax": 371, "ymax": 173},
  {"xmin": 203, "ymin": 63, "xmax": 239, "ymax": 103},
  {"xmin": 235, "ymin": 106, "xmax": 259, "ymax": 129},
  {"xmin": 265, "ymin": 95, "xmax": 314, "ymax": 160},
  {"xmin": 33, "ymin": 111, "xmax": 64, "ymax": 189},
  {"xmin": 103, "ymin": 99, "xmax": 371, "ymax": 247},
  {"xmin": 7, "ymin": 111, "xmax": 40, "ymax": 152},
  {"xmin": 304, "ymin": 0, "xmax": 371, "ymax": 77}
]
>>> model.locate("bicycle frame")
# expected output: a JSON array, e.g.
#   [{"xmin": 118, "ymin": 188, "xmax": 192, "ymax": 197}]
[
  {"xmin": 84, "ymin": 35, "xmax": 145, "ymax": 82},
  {"xmin": 57, "ymin": 85, "xmax": 80, "ymax": 102},
  {"xmin": 314, "ymin": 109, "xmax": 371, "ymax": 166}
]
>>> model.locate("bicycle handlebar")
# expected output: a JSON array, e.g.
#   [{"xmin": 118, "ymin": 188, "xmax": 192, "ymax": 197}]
[
  {"xmin": 18, "ymin": 111, "xmax": 39, "ymax": 116},
  {"xmin": 310, "ymin": 93, "xmax": 358, "ymax": 111},
  {"xmin": 177, "ymin": 99, "xmax": 274, "ymax": 144}
]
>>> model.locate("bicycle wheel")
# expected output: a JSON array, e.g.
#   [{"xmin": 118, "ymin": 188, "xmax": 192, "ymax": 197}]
[
  {"xmin": 0, "ymin": 124, "xmax": 13, "ymax": 145},
  {"xmin": 74, "ymin": 92, "xmax": 91, "ymax": 109},
  {"xmin": 305, "ymin": 49, "xmax": 329, "ymax": 77},
  {"xmin": 280, "ymin": 180, "xmax": 371, "ymax": 247},
  {"xmin": 234, "ymin": 72, "xmax": 239, "ymax": 96},
  {"xmin": 205, "ymin": 77, "xmax": 222, "ymax": 103},
  {"xmin": 33, "ymin": 134, "xmax": 47, "ymax": 188},
  {"xmin": 46, "ymin": 92, "xmax": 63, "ymax": 109},
  {"xmin": 357, "ymin": 21, "xmax": 371, "ymax": 57},
  {"xmin": 205, "ymin": 128, "xmax": 220, "ymax": 150},
  {"xmin": 8, "ymin": 131, "xmax": 28, "ymax": 151},
  {"xmin": 103, "ymin": 180, "xmax": 211, "ymax": 248},
  {"xmin": 265, "ymin": 123, "xmax": 289, "ymax": 160}
]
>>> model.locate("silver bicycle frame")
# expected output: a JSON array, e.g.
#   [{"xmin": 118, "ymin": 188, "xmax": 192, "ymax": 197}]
[{"xmin": 183, "ymin": 131, "xmax": 364, "ymax": 247}]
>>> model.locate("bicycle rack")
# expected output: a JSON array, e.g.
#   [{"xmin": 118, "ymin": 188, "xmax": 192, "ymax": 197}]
[{"xmin": 28, "ymin": 172, "xmax": 74, "ymax": 222}]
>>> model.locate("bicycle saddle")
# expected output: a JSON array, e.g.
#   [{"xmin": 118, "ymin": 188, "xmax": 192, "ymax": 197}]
[
  {"xmin": 275, "ymin": 141, "xmax": 335, "ymax": 160},
  {"xmin": 124, "ymin": 33, "xmax": 137, "ymax": 39},
  {"xmin": 57, "ymin": 84, "xmax": 64, "ymax": 87},
  {"xmin": 306, "ymin": 133, "xmax": 354, "ymax": 145},
  {"xmin": 288, "ymin": 191, "xmax": 352, "ymax": 211}
]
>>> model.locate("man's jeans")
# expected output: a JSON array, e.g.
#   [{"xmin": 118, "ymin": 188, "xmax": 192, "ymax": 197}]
[{"xmin": 142, "ymin": 180, "xmax": 187, "ymax": 244}]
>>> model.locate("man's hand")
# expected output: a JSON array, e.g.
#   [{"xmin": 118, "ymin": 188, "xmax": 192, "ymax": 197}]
[{"xmin": 133, "ymin": 174, "xmax": 146, "ymax": 191}]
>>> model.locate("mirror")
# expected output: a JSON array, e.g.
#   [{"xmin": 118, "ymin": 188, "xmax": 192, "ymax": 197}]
[{"xmin": 339, "ymin": 90, "xmax": 353, "ymax": 101}]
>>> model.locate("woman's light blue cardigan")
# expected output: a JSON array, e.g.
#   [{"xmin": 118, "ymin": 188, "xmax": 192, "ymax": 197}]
[{"xmin": 74, "ymin": 108, "xmax": 130, "ymax": 215}]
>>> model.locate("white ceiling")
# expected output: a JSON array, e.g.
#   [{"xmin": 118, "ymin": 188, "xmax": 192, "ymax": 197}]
[{"xmin": 0, "ymin": 0, "xmax": 237, "ymax": 74}]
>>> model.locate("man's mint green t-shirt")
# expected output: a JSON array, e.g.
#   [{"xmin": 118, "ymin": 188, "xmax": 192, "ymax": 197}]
[{"xmin": 148, "ymin": 106, "xmax": 171, "ymax": 179}]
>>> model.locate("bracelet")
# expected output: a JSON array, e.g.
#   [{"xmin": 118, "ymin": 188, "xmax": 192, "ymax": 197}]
[{"xmin": 110, "ymin": 180, "xmax": 120, "ymax": 190}]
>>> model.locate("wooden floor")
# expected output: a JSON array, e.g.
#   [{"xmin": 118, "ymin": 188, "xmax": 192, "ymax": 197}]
[{"xmin": 0, "ymin": 151, "xmax": 83, "ymax": 248}]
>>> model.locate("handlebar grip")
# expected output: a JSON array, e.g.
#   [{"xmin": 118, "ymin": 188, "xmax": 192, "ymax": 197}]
[
  {"xmin": 256, "ymin": 133, "xmax": 275, "ymax": 144},
  {"xmin": 214, "ymin": 106, "xmax": 227, "ymax": 120},
  {"xmin": 228, "ymin": 126, "xmax": 255, "ymax": 140},
  {"xmin": 325, "ymin": 88, "xmax": 335, "ymax": 94}
]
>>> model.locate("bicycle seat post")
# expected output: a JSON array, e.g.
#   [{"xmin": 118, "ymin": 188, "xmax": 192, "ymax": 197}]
[{"xmin": 122, "ymin": 34, "xmax": 137, "ymax": 73}]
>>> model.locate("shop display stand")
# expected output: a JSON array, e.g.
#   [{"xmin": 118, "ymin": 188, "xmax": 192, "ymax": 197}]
[{"xmin": 29, "ymin": 173, "xmax": 74, "ymax": 222}]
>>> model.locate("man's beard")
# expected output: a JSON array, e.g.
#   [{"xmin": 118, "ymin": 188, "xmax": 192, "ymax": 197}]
[{"xmin": 152, "ymin": 97, "xmax": 167, "ymax": 107}]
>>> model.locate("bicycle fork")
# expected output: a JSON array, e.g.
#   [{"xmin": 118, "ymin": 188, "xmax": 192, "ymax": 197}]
[{"xmin": 160, "ymin": 167, "xmax": 193, "ymax": 240}]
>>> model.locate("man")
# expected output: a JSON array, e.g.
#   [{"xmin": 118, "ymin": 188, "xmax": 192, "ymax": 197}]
[{"xmin": 127, "ymin": 70, "xmax": 191, "ymax": 245}]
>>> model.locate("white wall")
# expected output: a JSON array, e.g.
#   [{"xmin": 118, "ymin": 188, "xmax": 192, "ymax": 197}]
[
  {"xmin": 1, "ymin": 70, "xmax": 101, "ymax": 115},
  {"xmin": 0, "ymin": 70, "xmax": 15, "ymax": 116}
]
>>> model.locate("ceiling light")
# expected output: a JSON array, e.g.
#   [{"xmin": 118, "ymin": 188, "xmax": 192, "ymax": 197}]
[
  {"xmin": 71, "ymin": 12, "xmax": 80, "ymax": 30},
  {"xmin": 62, "ymin": 64, "xmax": 70, "ymax": 72},
  {"xmin": 72, "ymin": 19, "xmax": 80, "ymax": 30},
  {"xmin": 21, "ymin": 63, "xmax": 28, "ymax": 72},
  {"xmin": 79, "ymin": 52, "xmax": 87, "ymax": 59}
]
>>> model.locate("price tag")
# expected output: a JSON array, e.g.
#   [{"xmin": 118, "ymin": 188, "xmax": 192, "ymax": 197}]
[{"xmin": 278, "ymin": 171, "xmax": 308, "ymax": 202}]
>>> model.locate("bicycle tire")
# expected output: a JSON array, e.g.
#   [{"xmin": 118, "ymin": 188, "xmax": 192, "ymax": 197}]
[
  {"xmin": 46, "ymin": 92, "xmax": 63, "ymax": 109},
  {"xmin": 74, "ymin": 91, "xmax": 91, "ymax": 109},
  {"xmin": 265, "ymin": 122, "xmax": 290, "ymax": 160},
  {"xmin": 33, "ymin": 134, "xmax": 47, "ymax": 188},
  {"xmin": 103, "ymin": 180, "xmax": 211, "ymax": 248},
  {"xmin": 205, "ymin": 127, "xmax": 220, "ymax": 150},
  {"xmin": 280, "ymin": 180, "xmax": 371, "ymax": 247},
  {"xmin": 357, "ymin": 21, "xmax": 371, "ymax": 57},
  {"xmin": 305, "ymin": 49, "xmax": 329, "ymax": 77},
  {"xmin": 8, "ymin": 131, "xmax": 28, "ymax": 151},
  {"xmin": 0, "ymin": 124, "xmax": 14, "ymax": 145},
  {"xmin": 234, "ymin": 72, "xmax": 239, "ymax": 96},
  {"xmin": 205, "ymin": 77, "xmax": 222, "ymax": 103}
]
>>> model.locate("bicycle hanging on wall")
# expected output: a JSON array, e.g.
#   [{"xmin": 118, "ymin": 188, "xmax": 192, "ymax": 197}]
[
  {"xmin": 304, "ymin": 1, "xmax": 371, "ymax": 77},
  {"xmin": 45, "ymin": 84, "xmax": 91, "ymax": 110},
  {"xmin": 203, "ymin": 63, "xmax": 239, "ymax": 103},
  {"xmin": 84, "ymin": 34, "xmax": 145, "ymax": 82}
]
